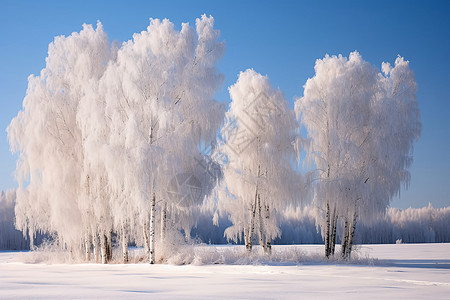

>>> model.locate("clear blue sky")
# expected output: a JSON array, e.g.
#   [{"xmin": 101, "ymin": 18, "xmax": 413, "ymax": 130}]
[{"xmin": 1, "ymin": 0, "xmax": 449, "ymax": 209}]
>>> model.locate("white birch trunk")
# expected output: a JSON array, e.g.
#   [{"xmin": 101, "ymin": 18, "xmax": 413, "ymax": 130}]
[
  {"xmin": 341, "ymin": 210, "xmax": 358, "ymax": 259},
  {"xmin": 161, "ymin": 202, "xmax": 167, "ymax": 243},
  {"xmin": 257, "ymin": 195, "xmax": 265, "ymax": 254},
  {"xmin": 325, "ymin": 201, "xmax": 331, "ymax": 257},
  {"xmin": 29, "ymin": 230, "xmax": 35, "ymax": 251},
  {"xmin": 246, "ymin": 165, "xmax": 261, "ymax": 254},
  {"xmin": 247, "ymin": 195, "xmax": 257, "ymax": 253},
  {"xmin": 330, "ymin": 206, "xmax": 338, "ymax": 256},
  {"xmin": 244, "ymin": 224, "xmax": 250, "ymax": 251},
  {"xmin": 148, "ymin": 124, "xmax": 157, "ymax": 264},
  {"xmin": 106, "ymin": 230, "xmax": 112, "ymax": 262},
  {"xmin": 143, "ymin": 220, "xmax": 150, "ymax": 259},
  {"xmin": 324, "ymin": 128, "xmax": 331, "ymax": 258},
  {"xmin": 84, "ymin": 232, "xmax": 91, "ymax": 262},
  {"xmin": 92, "ymin": 231, "xmax": 99, "ymax": 263},
  {"xmin": 149, "ymin": 192, "xmax": 156, "ymax": 264},
  {"xmin": 122, "ymin": 223, "xmax": 128, "ymax": 263},
  {"xmin": 347, "ymin": 211, "xmax": 358, "ymax": 259},
  {"xmin": 264, "ymin": 203, "xmax": 272, "ymax": 255},
  {"xmin": 100, "ymin": 233, "xmax": 107, "ymax": 264},
  {"xmin": 341, "ymin": 217, "xmax": 349, "ymax": 259}
]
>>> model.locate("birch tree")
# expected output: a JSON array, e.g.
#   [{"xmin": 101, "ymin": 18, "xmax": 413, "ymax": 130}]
[
  {"xmin": 219, "ymin": 69, "xmax": 299, "ymax": 254},
  {"xmin": 8, "ymin": 23, "xmax": 110, "ymax": 256},
  {"xmin": 102, "ymin": 15, "xmax": 224, "ymax": 263},
  {"xmin": 295, "ymin": 52, "xmax": 420, "ymax": 258}
]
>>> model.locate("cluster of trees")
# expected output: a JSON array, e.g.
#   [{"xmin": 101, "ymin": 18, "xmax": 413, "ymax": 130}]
[
  {"xmin": 7, "ymin": 16, "xmax": 421, "ymax": 263},
  {"xmin": 8, "ymin": 16, "xmax": 225, "ymax": 264}
]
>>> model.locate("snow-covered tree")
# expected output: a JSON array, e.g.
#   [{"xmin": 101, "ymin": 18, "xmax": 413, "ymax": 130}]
[
  {"xmin": 75, "ymin": 31, "xmax": 114, "ymax": 263},
  {"xmin": 101, "ymin": 15, "xmax": 225, "ymax": 263},
  {"xmin": 7, "ymin": 15, "xmax": 225, "ymax": 264},
  {"xmin": 219, "ymin": 69, "xmax": 299, "ymax": 253},
  {"xmin": 8, "ymin": 22, "xmax": 110, "ymax": 255},
  {"xmin": 295, "ymin": 52, "xmax": 421, "ymax": 258}
]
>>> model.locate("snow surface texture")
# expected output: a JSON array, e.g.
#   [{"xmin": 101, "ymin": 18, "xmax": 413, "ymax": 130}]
[{"xmin": 1, "ymin": 244, "xmax": 449, "ymax": 299}]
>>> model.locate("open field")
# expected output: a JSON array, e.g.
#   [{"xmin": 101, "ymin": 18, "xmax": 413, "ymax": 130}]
[{"xmin": 1, "ymin": 243, "xmax": 449, "ymax": 299}]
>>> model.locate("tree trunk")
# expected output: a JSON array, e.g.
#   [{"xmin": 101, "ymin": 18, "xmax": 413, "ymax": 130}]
[
  {"xmin": 264, "ymin": 203, "xmax": 272, "ymax": 255},
  {"xmin": 122, "ymin": 223, "xmax": 128, "ymax": 263},
  {"xmin": 246, "ymin": 165, "xmax": 261, "ymax": 254},
  {"xmin": 92, "ymin": 231, "xmax": 99, "ymax": 263},
  {"xmin": 342, "ymin": 211, "xmax": 358, "ymax": 259},
  {"xmin": 84, "ymin": 232, "xmax": 91, "ymax": 262},
  {"xmin": 149, "ymin": 192, "xmax": 156, "ymax": 264},
  {"xmin": 257, "ymin": 194, "xmax": 266, "ymax": 254},
  {"xmin": 341, "ymin": 217, "xmax": 349, "ymax": 259},
  {"xmin": 324, "ymin": 132, "xmax": 332, "ymax": 258},
  {"xmin": 100, "ymin": 233, "xmax": 108, "ymax": 264},
  {"xmin": 325, "ymin": 201, "xmax": 331, "ymax": 258},
  {"xmin": 161, "ymin": 202, "xmax": 167, "ymax": 243},
  {"xmin": 346, "ymin": 211, "xmax": 358, "ymax": 259},
  {"xmin": 244, "ymin": 224, "xmax": 249, "ymax": 252},
  {"xmin": 106, "ymin": 230, "xmax": 113, "ymax": 262},
  {"xmin": 143, "ymin": 219, "xmax": 150, "ymax": 259},
  {"xmin": 330, "ymin": 206, "xmax": 338, "ymax": 256},
  {"xmin": 29, "ymin": 230, "xmax": 35, "ymax": 251},
  {"xmin": 246, "ymin": 200, "xmax": 256, "ymax": 253}
]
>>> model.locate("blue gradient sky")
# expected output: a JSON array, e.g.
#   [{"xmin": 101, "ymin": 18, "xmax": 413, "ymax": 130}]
[{"xmin": 1, "ymin": 0, "xmax": 449, "ymax": 208}]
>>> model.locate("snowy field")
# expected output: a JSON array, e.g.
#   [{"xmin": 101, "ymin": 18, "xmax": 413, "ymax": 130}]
[{"xmin": 1, "ymin": 243, "xmax": 449, "ymax": 299}]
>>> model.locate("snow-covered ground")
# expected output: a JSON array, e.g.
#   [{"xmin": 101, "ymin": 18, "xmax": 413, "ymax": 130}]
[{"xmin": 1, "ymin": 244, "xmax": 449, "ymax": 299}]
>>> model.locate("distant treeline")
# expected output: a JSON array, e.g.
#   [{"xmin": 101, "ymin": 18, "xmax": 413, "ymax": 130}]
[
  {"xmin": 0, "ymin": 190, "xmax": 28, "ymax": 250},
  {"xmin": 193, "ymin": 205, "xmax": 450, "ymax": 245},
  {"xmin": 355, "ymin": 205, "xmax": 450, "ymax": 244},
  {"xmin": 0, "ymin": 190, "xmax": 44, "ymax": 250}
]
